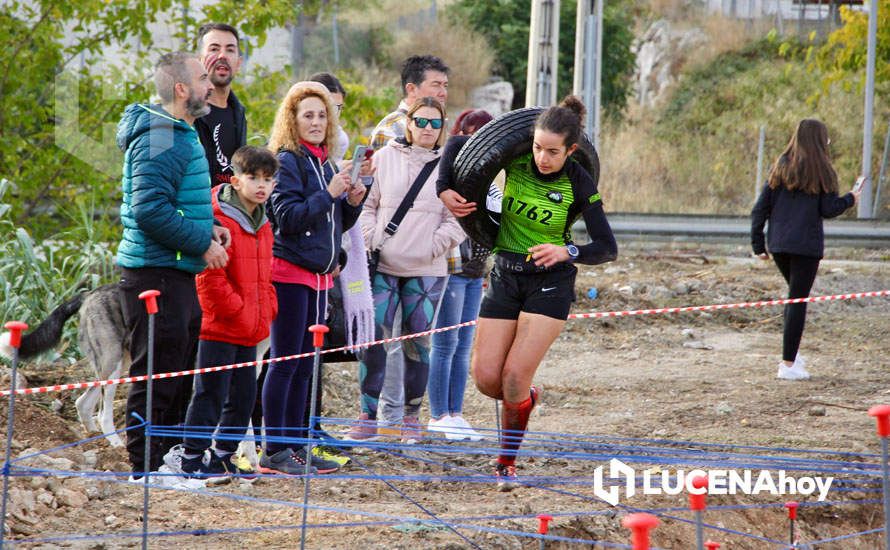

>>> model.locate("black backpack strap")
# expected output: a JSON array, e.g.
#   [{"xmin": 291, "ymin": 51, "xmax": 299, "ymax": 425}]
[{"xmin": 383, "ymin": 157, "xmax": 440, "ymax": 237}]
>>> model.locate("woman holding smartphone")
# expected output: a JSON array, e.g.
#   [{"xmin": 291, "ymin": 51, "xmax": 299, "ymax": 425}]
[
  {"xmin": 751, "ymin": 118, "xmax": 860, "ymax": 380},
  {"xmin": 261, "ymin": 81, "xmax": 367, "ymax": 475}
]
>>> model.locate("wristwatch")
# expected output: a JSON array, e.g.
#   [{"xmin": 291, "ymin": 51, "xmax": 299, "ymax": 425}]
[{"xmin": 566, "ymin": 244, "xmax": 580, "ymax": 261}]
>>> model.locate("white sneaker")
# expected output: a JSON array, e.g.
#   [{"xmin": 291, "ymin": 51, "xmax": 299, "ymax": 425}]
[
  {"xmin": 448, "ymin": 416, "xmax": 483, "ymax": 441},
  {"xmin": 156, "ymin": 465, "xmax": 206, "ymax": 490},
  {"xmin": 777, "ymin": 361, "xmax": 810, "ymax": 380},
  {"xmin": 427, "ymin": 415, "xmax": 454, "ymax": 437},
  {"xmin": 794, "ymin": 354, "xmax": 807, "ymax": 367}
]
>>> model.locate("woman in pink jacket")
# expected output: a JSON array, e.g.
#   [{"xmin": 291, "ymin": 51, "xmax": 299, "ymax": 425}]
[{"xmin": 348, "ymin": 97, "xmax": 464, "ymax": 443}]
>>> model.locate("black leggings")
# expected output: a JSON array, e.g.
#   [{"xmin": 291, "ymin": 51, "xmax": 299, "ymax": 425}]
[{"xmin": 772, "ymin": 253, "xmax": 821, "ymax": 362}]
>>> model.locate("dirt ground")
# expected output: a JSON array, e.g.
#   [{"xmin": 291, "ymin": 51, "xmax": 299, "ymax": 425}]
[{"xmin": 2, "ymin": 242, "xmax": 889, "ymax": 549}]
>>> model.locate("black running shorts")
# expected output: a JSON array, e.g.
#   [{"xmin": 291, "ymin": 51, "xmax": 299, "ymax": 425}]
[{"xmin": 479, "ymin": 263, "xmax": 577, "ymax": 321}]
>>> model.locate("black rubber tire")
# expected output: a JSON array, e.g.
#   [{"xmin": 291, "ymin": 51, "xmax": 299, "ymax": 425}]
[{"xmin": 452, "ymin": 107, "xmax": 600, "ymax": 249}]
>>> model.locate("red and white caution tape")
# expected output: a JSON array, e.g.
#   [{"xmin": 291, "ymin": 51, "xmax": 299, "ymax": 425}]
[{"xmin": 2, "ymin": 289, "xmax": 888, "ymax": 397}]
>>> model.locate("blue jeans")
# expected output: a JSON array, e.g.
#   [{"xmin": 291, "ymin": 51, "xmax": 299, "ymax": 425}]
[{"xmin": 428, "ymin": 275, "xmax": 484, "ymax": 419}]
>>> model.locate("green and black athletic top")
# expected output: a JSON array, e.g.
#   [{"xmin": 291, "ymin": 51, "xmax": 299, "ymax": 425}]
[{"xmin": 495, "ymin": 153, "xmax": 617, "ymax": 265}]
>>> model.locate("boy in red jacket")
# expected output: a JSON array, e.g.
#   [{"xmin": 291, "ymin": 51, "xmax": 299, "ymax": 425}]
[{"xmin": 164, "ymin": 146, "xmax": 278, "ymax": 480}]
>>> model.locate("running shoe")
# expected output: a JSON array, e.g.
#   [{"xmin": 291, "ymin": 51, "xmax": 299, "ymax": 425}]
[
  {"xmin": 494, "ymin": 462, "xmax": 518, "ymax": 492},
  {"xmin": 294, "ymin": 447, "xmax": 340, "ymax": 474},
  {"xmin": 163, "ymin": 444, "xmax": 226, "ymax": 482},
  {"xmin": 449, "ymin": 416, "xmax": 483, "ymax": 442},
  {"xmin": 777, "ymin": 361, "xmax": 810, "ymax": 380},
  {"xmin": 207, "ymin": 449, "xmax": 258, "ymax": 480},
  {"xmin": 156, "ymin": 464, "xmax": 207, "ymax": 490},
  {"xmin": 312, "ymin": 445, "xmax": 351, "ymax": 467},
  {"xmin": 258, "ymin": 448, "xmax": 317, "ymax": 476},
  {"xmin": 343, "ymin": 413, "xmax": 381, "ymax": 441},
  {"xmin": 427, "ymin": 415, "xmax": 459, "ymax": 440}
]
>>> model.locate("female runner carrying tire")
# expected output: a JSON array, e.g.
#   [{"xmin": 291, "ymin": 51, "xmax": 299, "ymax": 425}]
[{"xmin": 465, "ymin": 96, "xmax": 618, "ymax": 491}]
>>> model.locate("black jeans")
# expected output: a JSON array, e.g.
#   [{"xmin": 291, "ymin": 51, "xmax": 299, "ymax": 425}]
[
  {"xmin": 183, "ymin": 340, "xmax": 258, "ymax": 454},
  {"xmin": 772, "ymin": 253, "xmax": 821, "ymax": 362},
  {"xmin": 121, "ymin": 267, "xmax": 201, "ymax": 474}
]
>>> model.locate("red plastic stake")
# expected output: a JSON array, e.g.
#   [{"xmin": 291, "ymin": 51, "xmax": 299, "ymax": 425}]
[
  {"xmin": 785, "ymin": 501, "xmax": 799, "ymax": 547},
  {"xmin": 869, "ymin": 405, "xmax": 890, "ymax": 438},
  {"xmin": 704, "ymin": 541, "xmax": 721, "ymax": 550},
  {"xmin": 308, "ymin": 324, "xmax": 329, "ymax": 348},
  {"xmin": 138, "ymin": 290, "xmax": 160, "ymax": 315},
  {"xmin": 537, "ymin": 513, "xmax": 553, "ymax": 534},
  {"xmin": 622, "ymin": 513, "xmax": 659, "ymax": 550},
  {"xmin": 690, "ymin": 475, "xmax": 708, "ymax": 511},
  {"xmin": 3, "ymin": 321, "xmax": 28, "ymax": 349}
]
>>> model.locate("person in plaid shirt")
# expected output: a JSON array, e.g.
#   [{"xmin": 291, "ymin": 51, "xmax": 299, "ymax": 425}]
[{"xmin": 369, "ymin": 55, "xmax": 450, "ymax": 151}]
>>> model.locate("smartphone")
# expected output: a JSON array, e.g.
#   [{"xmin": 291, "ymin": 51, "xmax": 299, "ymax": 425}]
[
  {"xmin": 350, "ymin": 145, "xmax": 368, "ymax": 182},
  {"xmin": 853, "ymin": 176, "xmax": 866, "ymax": 193}
]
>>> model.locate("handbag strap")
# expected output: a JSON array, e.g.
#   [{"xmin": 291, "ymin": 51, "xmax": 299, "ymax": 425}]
[
  {"xmin": 383, "ymin": 157, "xmax": 440, "ymax": 237},
  {"xmin": 371, "ymin": 157, "xmax": 440, "ymax": 255}
]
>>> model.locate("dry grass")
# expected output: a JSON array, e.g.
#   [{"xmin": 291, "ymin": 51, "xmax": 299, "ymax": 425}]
[{"xmin": 385, "ymin": 19, "xmax": 493, "ymax": 112}]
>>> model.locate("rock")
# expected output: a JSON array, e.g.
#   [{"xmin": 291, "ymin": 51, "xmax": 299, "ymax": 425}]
[
  {"xmin": 683, "ymin": 340, "xmax": 714, "ymax": 350},
  {"xmin": 10, "ymin": 521, "xmax": 37, "ymax": 536},
  {"xmin": 105, "ymin": 515, "xmax": 118, "ymax": 526},
  {"xmin": 29, "ymin": 477, "xmax": 47, "ymax": 490},
  {"xmin": 46, "ymin": 478, "xmax": 60, "ymax": 493},
  {"xmin": 11, "ymin": 509, "xmax": 38, "ymax": 525},
  {"xmin": 33, "ymin": 455, "xmax": 76, "ymax": 474},
  {"xmin": 808, "ymin": 406, "xmax": 827, "ymax": 417},
  {"xmin": 715, "ymin": 402, "xmax": 734, "ymax": 415},
  {"xmin": 647, "ymin": 285, "xmax": 674, "ymax": 301},
  {"xmin": 82, "ymin": 450, "xmax": 99, "ymax": 469},
  {"xmin": 36, "ymin": 490, "xmax": 55, "ymax": 508},
  {"xmin": 85, "ymin": 486, "xmax": 100, "ymax": 500},
  {"xmin": 8, "ymin": 488, "xmax": 36, "ymax": 515},
  {"xmin": 469, "ymin": 80, "xmax": 514, "ymax": 117},
  {"xmin": 618, "ymin": 285, "xmax": 635, "ymax": 296},
  {"xmin": 604, "ymin": 266, "xmax": 625, "ymax": 275},
  {"xmin": 55, "ymin": 487, "xmax": 88, "ymax": 508},
  {"xmin": 672, "ymin": 281, "xmax": 691, "ymax": 295},
  {"xmin": 634, "ymin": 19, "xmax": 708, "ymax": 107},
  {"xmin": 681, "ymin": 328, "xmax": 696, "ymax": 339},
  {"xmin": 51, "ymin": 399, "xmax": 63, "ymax": 413}
]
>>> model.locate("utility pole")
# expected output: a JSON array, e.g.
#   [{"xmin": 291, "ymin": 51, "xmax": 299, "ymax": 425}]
[
  {"xmin": 859, "ymin": 0, "xmax": 879, "ymax": 217},
  {"xmin": 526, "ymin": 0, "xmax": 561, "ymax": 107},
  {"xmin": 572, "ymin": 0, "xmax": 603, "ymax": 148}
]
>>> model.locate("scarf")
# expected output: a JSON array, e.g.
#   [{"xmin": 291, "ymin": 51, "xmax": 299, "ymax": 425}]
[
  {"xmin": 300, "ymin": 140, "xmax": 328, "ymax": 163},
  {"xmin": 339, "ymin": 224, "xmax": 374, "ymax": 348}
]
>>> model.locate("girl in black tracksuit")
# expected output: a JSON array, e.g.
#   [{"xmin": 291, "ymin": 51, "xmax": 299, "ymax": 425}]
[{"xmin": 751, "ymin": 119, "xmax": 860, "ymax": 380}]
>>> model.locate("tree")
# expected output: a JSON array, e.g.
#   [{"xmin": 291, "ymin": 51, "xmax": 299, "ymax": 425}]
[
  {"xmin": 0, "ymin": 0, "xmax": 350, "ymax": 238},
  {"xmin": 447, "ymin": 0, "xmax": 636, "ymax": 116},
  {"xmin": 814, "ymin": 1, "xmax": 890, "ymax": 92}
]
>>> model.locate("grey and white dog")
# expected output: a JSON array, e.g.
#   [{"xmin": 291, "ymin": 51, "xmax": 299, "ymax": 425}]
[
  {"xmin": 0, "ymin": 284, "xmax": 128, "ymax": 447},
  {"xmin": 0, "ymin": 284, "xmax": 267, "ymax": 463}
]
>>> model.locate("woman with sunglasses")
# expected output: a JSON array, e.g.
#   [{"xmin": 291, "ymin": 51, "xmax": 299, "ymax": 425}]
[
  {"xmin": 467, "ymin": 96, "xmax": 617, "ymax": 490},
  {"xmin": 351, "ymin": 97, "xmax": 465, "ymax": 444}
]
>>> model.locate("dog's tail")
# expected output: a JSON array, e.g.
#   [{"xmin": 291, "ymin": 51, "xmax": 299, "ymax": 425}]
[{"xmin": 0, "ymin": 293, "xmax": 85, "ymax": 360}]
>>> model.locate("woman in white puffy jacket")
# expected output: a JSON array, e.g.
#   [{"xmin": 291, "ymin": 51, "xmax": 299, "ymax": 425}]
[{"xmin": 348, "ymin": 97, "xmax": 464, "ymax": 444}]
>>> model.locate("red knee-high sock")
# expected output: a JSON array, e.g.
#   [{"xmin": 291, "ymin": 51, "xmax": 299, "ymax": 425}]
[{"xmin": 497, "ymin": 392, "xmax": 536, "ymax": 467}]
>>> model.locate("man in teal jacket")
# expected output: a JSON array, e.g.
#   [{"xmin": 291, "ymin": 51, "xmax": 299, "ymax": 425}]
[{"xmin": 116, "ymin": 51, "xmax": 229, "ymax": 480}]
